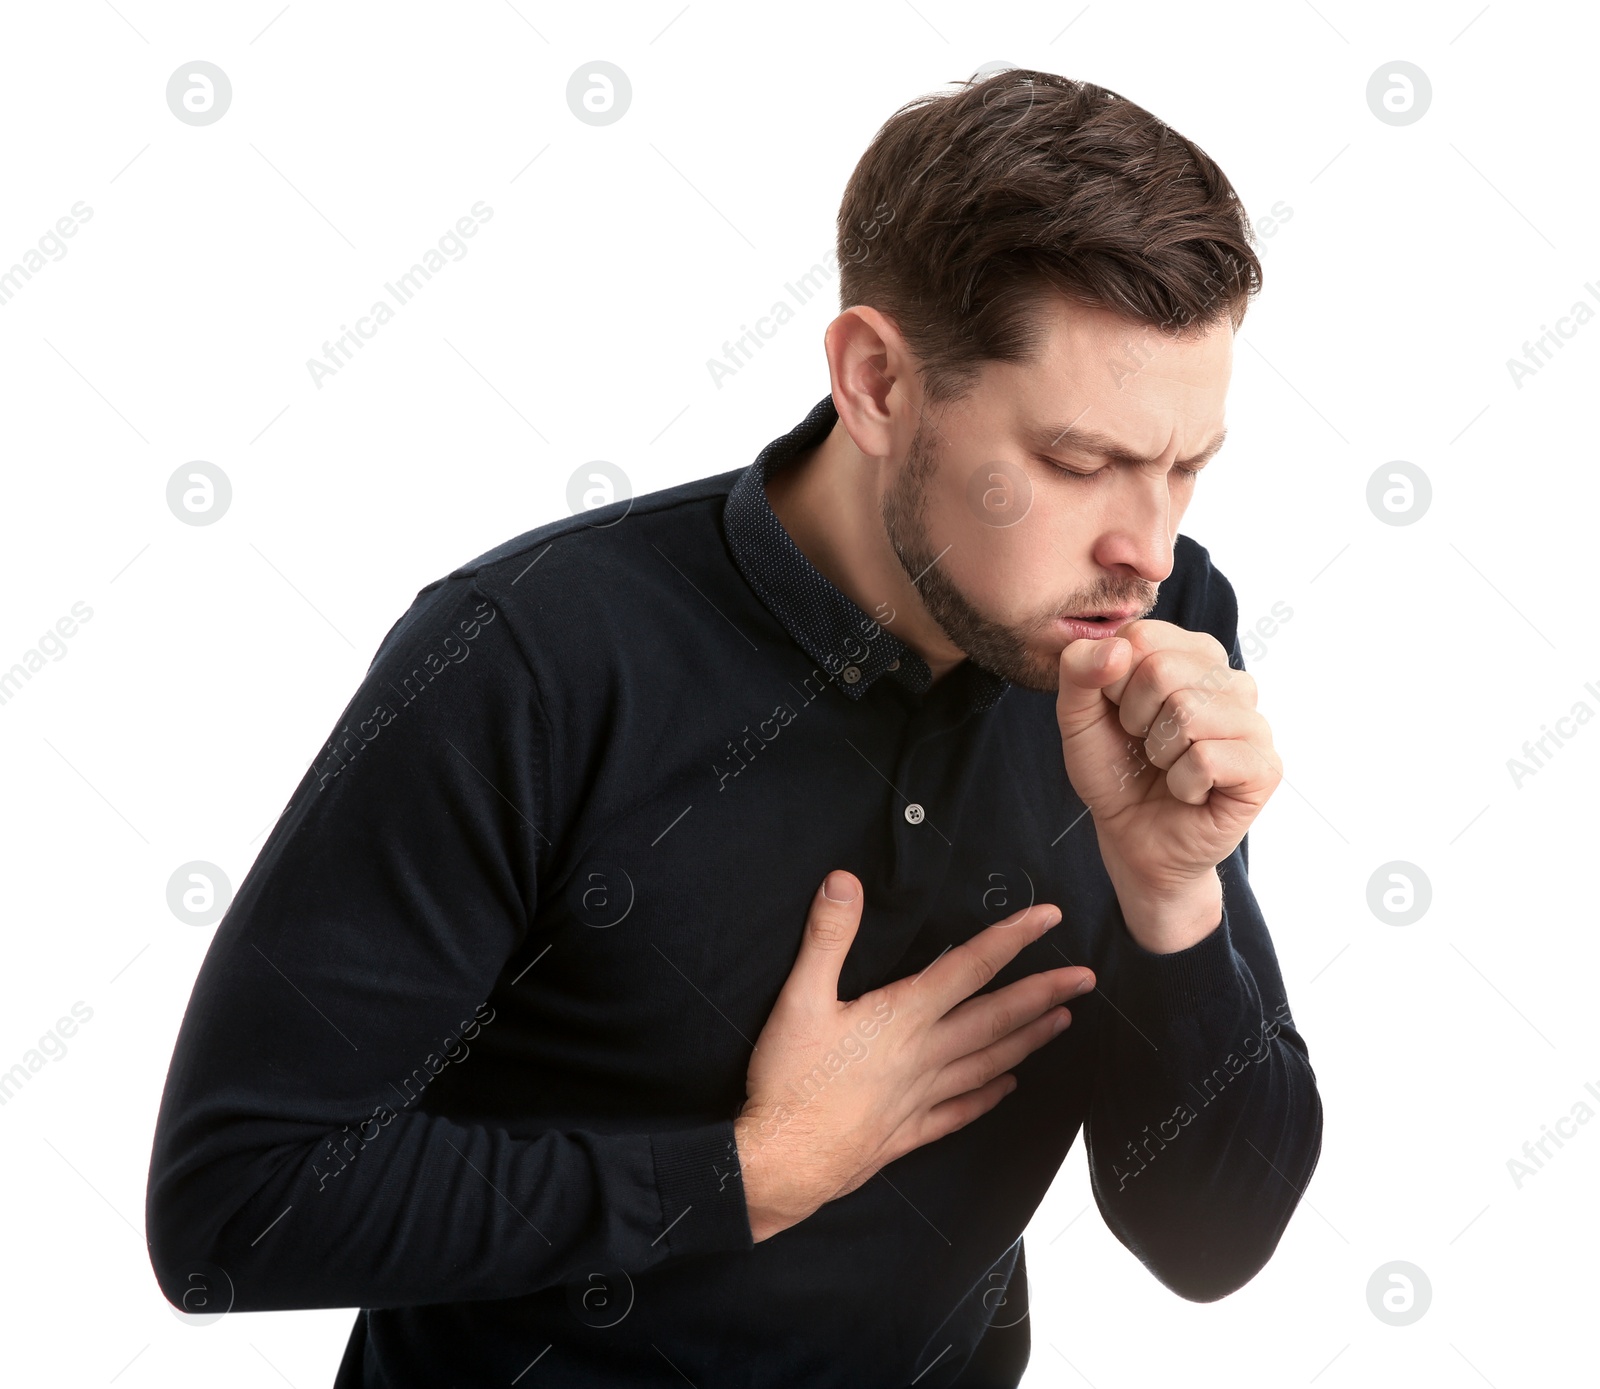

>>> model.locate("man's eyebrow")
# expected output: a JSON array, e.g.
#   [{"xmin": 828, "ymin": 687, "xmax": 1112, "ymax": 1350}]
[{"xmin": 1029, "ymin": 422, "xmax": 1228, "ymax": 469}]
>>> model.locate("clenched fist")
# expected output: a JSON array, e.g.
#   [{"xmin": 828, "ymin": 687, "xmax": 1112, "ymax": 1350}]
[{"xmin": 1056, "ymin": 618, "xmax": 1283, "ymax": 953}]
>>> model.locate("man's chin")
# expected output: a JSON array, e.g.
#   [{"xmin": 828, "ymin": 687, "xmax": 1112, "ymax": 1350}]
[{"xmin": 980, "ymin": 641, "xmax": 1063, "ymax": 695}]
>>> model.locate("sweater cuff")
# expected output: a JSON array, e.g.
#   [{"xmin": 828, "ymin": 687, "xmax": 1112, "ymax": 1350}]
[
  {"xmin": 1116, "ymin": 901, "xmax": 1244, "ymax": 1020},
  {"xmin": 650, "ymin": 1119, "xmax": 754, "ymax": 1261}
]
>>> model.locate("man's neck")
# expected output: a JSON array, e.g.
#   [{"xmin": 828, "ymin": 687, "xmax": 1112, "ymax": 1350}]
[{"xmin": 763, "ymin": 417, "xmax": 967, "ymax": 684}]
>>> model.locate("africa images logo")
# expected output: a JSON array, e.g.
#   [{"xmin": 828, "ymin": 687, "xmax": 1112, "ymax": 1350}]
[{"xmin": 313, "ymin": 598, "xmax": 496, "ymax": 791}]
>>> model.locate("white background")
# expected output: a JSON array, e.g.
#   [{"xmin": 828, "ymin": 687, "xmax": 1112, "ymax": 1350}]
[{"xmin": 1, "ymin": 2, "xmax": 1594, "ymax": 1385}]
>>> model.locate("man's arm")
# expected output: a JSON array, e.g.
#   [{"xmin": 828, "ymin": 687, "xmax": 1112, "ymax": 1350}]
[
  {"xmin": 1082, "ymin": 835, "xmax": 1324, "ymax": 1301},
  {"xmin": 144, "ymin": 576, "xmax": 752, "ymax": 1314},
  {"xmin": 1059, "ymin": 544, "xmax": 1323, "ymax": 1299}
]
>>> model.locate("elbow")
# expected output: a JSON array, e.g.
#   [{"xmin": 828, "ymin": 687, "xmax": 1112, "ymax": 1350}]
[
  {"xmin": 1100, "ymin": 1091, "xmax": 1325, "ymax": 1303},
  {"xmin": 145, "ymin": 1166, "xmax": 234, "ymax": 1316},
  {"xmin": 146, "ymin": 1126, "xmax": 329, "ymax": 1315},
  {"xmin": 147, "ymin": 1253, "xmax": 236, "ymax": 1321},
  {"xmin": 146, "ymin": 1209, "xmax": 223, "ymax": 1316},
  {"xmin": 146, "ymin": 1132, "xmax": 278, "ymax": 1316},
  {"xmin": 1114, "ymin": 1188, "xmax": 1307, "ymax": 1303},
  {"xmin": 1149, "ymin": 1242, "xmax": 1281, "ymax": 1303},
  {"xmin": 1174, "ymin": 1113, "xmax": 1325, "ymax": 1301}
]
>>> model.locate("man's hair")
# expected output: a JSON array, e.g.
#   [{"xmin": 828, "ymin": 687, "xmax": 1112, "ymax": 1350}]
[{"xmin": 836, "ymin": 68, "xmax": 1264, "ymax": 405}]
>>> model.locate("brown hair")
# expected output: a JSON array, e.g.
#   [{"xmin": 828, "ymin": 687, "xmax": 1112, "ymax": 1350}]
[{"xmin": 836, "ymin": 68, "xmax": 1263, "ymax": 404}]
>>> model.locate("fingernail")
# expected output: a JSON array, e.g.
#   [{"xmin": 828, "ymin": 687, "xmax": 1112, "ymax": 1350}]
[
  {"xmin": 1096, "ymin": 639, "xmax": 1121, "ymax": 669},
  {"xmin": 1053, "ymin": 1009, "xmax": 1072, "ymax": 1032},
  {"xmin": 823, "ymin": 870, "xmax": 858, "ymax": 902},
  {"xmin": 1043, "ymin": 908, "xmax": 1063, "ymax": 929},
  {"xmin": 1075, "ymin": 976, "xmax": 1095, "ymax": 996}
]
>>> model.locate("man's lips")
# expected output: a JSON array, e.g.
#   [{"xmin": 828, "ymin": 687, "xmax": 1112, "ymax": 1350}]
[{"xmin": 1052, "ymin": 608, "xmax": 1143, "ymax": 639}]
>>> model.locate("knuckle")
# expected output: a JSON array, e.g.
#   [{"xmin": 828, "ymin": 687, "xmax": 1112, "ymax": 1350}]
[
  {"xmin": 988, "ymin": 1003, "xmax": 1014, "ymax": 1043},
  {"xmin": 964, "ymin": 952, "xmax": 997, "ymax": 995},
  {"xmin": 1168, "ymin": 688, "xmax": 1204, "ymax": 725},
  {"xmin": 808, "ymin": 911, "xmax": 853, "ymax": 950},
  {"xmin": 1142, "ymin": 647, "xmax": 1177, "ymax": 685},
  {"xmin": 1124, "ymin": 619, "xmax": 1157, "ymax": 654}
]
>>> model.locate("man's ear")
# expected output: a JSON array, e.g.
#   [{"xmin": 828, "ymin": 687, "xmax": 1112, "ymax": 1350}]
[{"xmin": 826, "ymin": 307, "xmax": 908, "ymax": 460}]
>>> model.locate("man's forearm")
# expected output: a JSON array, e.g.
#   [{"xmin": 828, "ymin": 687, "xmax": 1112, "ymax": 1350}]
[
  {"xmin": 148, "ymin": 1090, "xmax": 752, "ymax": 1310},
  {"xmin": 1084, "ymin": 901, "xmax": 1323, "ymax": 1301}
]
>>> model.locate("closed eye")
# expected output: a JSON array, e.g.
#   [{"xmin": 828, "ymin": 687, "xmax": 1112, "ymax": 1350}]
[
  {"xmin": 1038, "ymin": 455, "xmax": 1101, "ymax": 478},
  {"xmin": 1039, "ymin": 455, "xmax": 1204, "ymax": 481}
]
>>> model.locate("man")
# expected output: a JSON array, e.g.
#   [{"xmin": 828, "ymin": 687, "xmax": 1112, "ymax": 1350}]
[{"xmin": 146, "ymin": 68, "xmax": 1322, "ymax": 1387}]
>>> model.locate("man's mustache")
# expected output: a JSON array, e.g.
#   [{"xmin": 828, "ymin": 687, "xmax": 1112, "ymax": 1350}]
[{"xmin": 1052, "ymin": 587, "xmax": 1157, "ymax": 619}]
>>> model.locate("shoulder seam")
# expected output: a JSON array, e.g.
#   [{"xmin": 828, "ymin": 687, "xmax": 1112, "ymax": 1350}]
[
  {"xmin": 444, "ymin": 468, "xmax": 745, "ymax": 585},
  {"xmin": 466, "ymin": 574, "xmax": 559, "ymax": 911}
]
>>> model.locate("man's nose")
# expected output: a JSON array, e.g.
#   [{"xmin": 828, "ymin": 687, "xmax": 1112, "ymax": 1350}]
[{"xmin": 1092, "ymin": 475, "xmax": 1176, "ymax": 583}]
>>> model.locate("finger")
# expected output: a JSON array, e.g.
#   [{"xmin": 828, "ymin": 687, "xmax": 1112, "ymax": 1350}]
[
  {"xmin": 1055, "ymin": 636, "xmax": 1131, "ymax": 740},
  {"xmin": 1142, "ymin": 698, "xmax": 1269, "ymax": 772},
  {"xmin": 778, "ymin": 870, "xmax": 865, "ymax": 1010},
  {"xmin": 910, "ymin": 1072, "xmax": 1019, "ymax": 1150},
  {"xmin": 930, "ymin": 964, "xmax": 1094, "ymax": 1060},
  {"xmin": 926, "ymin": 1004, "xmax": 1074, "ymax": 1107},
  {"xmin": 898, "ymin": 902, "xmax": 1062, "ymax": 1021},
  {"xmin": 1094, "ymin": 618, "xmax": 1213, "ymax": 706},
  {"xmin": 1115, "ymin": 649, "xmax": 1242, "ymax": 744},
  {"xmin": 1164, "ymin": 737, "xmax": 1282, "ymax": 808}
]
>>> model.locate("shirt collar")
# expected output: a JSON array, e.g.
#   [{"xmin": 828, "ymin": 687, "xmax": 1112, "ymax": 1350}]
[{"xmin": 723, "ymin": 393, "xmax": 1010, "ymax": 716}]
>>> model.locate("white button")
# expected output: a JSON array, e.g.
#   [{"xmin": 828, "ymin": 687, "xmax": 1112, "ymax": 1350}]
[
  {"xmin": 887, "ymin": 658, "xmax": 900, "ymax": 671},
  {"xmin": 904, "ymin": 802, "xmax": 925, "ymax": 824},
  {"xmin": 842, "ymin": 665, "xmax": 861, "ymax": 684}
]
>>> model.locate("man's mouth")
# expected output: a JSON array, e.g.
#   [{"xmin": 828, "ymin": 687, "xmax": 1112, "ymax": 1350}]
[
  {"xmin": 1060, "ymin": 607, "xmax": 1141, "ymax": 623},
  {"xmin": 1054, "ymin": 607, "xmax": 1142, "ymax": 637}
]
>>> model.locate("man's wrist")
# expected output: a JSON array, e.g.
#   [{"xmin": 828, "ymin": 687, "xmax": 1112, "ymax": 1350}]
[
  {"xmin": 1113, "ymin": 868, "xmax": 1223, "ymax": 955},
  {"xmin": 733, "ymin": 1114, "xmax": 803, "ymax": 1243}
]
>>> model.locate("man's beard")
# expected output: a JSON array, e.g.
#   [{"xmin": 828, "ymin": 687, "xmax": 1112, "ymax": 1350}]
[{"xmin": 880, "ymin": 415, "xmax": 1156, "ymax": 694}]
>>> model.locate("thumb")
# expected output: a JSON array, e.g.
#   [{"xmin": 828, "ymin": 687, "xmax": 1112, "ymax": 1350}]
[
  {"xmin": 1056, "ymin": 636, "xmax": 1131, "ymax": 739},
  {"xmin": 780, "ymin": 870, "xmax": 864, "ymax": 1009}
]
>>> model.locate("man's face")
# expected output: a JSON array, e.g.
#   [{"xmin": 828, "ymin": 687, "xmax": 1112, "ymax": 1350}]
[{"xmin": 880, "ymin": 298, "xmax": 1234, "ymax": 693}]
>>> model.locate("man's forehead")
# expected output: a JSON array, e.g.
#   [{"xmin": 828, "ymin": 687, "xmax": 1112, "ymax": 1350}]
[{"xmin": 1009, "ymin": 305, "xmax": 1231, "ymax": 454}]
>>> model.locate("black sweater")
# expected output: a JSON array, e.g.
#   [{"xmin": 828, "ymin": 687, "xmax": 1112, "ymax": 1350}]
[{"xmin": 145, "ymin": 394, "xmax": 1323, "ymax": 1388}]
